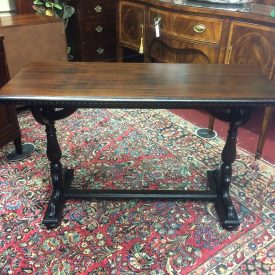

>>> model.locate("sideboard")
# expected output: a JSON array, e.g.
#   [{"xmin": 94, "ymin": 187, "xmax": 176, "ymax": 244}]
[
  {"xmin": 67, "ymin": 0, "xmax": 117, "ymax": 61},
  {"xmin": 117, "ymin": 0, "xmax": 275, "ymax": 158}
]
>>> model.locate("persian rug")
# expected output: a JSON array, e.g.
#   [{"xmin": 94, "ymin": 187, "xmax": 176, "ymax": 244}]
[{"xmin": 0, "ymin": 109, "xmax": 274, "ymax": 274}]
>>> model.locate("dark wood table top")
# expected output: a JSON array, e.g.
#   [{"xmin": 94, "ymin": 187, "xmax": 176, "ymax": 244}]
[{"xmin": 0, "ymin": 62, "xmax": 274, "ymax": 108}]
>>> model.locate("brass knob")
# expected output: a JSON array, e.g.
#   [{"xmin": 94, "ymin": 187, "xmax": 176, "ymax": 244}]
[
  {"xmin": 96, "ymin": 47, "xmax": 104, "ymax": 55},
  {"xmin": 94, "ymin": 5, "xmax": 102, "ymax": 13},
  {"xmin": 193, "ymin": 24, "xmax": 206, "ymax": 34},
  {"xmin": 95, "ymin": 26, "xmax": 103, "ymax": 32}
]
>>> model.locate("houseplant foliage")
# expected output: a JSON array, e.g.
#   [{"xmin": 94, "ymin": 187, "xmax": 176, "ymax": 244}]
[
  {"xmin": 33, "ymin": 0, "xmax": 75, "ymax": 59},
  {"xmin": 33, "ymin": 0, "xmax": 75, "ymax": 22}
]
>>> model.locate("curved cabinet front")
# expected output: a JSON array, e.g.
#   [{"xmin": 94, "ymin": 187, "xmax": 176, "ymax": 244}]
[{"xmin": 148, "ymin": 32, "xmax": 220, "ymax": 64}]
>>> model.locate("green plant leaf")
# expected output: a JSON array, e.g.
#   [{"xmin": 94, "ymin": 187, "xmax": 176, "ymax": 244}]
[
  {"xmin": 45, "ymin": 2, "xmax": 54, "ymax": 8},
  {"xmin": 61, "ymin": 5, "xmax": 75, "ymax": 20},
  {"xmin": 33, "ymin": 0, "xmax": 45, "ymax": 5},
  {"xmin": 54, "ymin": 4, "xmax": 63, "ymax": 10}
]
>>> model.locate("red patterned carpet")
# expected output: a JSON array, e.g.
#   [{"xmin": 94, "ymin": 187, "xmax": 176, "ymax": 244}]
[
  {"xmin": 171, "ymin": 108, "xmax": 275, "ymax": 164},
  {"xmin": 0, "ymin": 109, "xmax": 274, "ymax": 274}
]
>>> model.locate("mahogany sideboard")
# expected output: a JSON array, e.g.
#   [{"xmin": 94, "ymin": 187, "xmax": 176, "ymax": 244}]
[{"xmin": 117, "ymin": 0, "xmax": 275, "ymax": 158}]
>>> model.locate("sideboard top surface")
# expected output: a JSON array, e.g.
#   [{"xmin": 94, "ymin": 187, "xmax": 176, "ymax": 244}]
[{"xmin": 133, "ymin": 0, "xmax": 275, "ymax": 23}]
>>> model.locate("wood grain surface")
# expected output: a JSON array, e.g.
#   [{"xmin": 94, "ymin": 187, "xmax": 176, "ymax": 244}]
[
  {"xmin": 0, "ymin": 14, "xmax": 62, "ymax": 28},
  {"xmin": 0, "ymin": 62, "xmax": 274, "ymax": 105}
]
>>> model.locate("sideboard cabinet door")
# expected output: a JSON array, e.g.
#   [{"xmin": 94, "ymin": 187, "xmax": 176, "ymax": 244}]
[
  {"xmin": 226, "ymin": 21, "xmax": 275, "ymax": 80},
  {"xmin": 118, "ymin": 1, "xmax": 146, "ymax": 51}
]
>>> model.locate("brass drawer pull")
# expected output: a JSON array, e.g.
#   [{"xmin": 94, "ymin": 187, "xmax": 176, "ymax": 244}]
[
  {"xmin": 94, "ymin": 5, "xmax": 102, "ymax": 13},
  {"xmin": 226, "ymin": 45, "xmax": 232, "ymax": 64},
  {"xmin": 95, "ymin": 26, "xmax": 103, "ymax": 32},
  {"xmin": 139, "ymin": 24, "xmax": 144, "ymax": 54},
  {"xmin": 96, "ymin": 47, "xmax": 104, "ymax": 54},
  {"xmin": 193, "ymin": 24, "xmax": 206, "ymax": 34}
]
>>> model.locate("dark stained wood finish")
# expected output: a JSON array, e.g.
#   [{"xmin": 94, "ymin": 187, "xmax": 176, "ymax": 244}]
[
  {"xmin": 0, "ymin": 62, "xmax": 274, "ymax": 107},
  {"xmin": 67, "ymin": 0, "xmax": 117, "ymax": 61},
  {"xmin": 1, "ymin": 62, "xmax": 273, "ymax": 230},
  {"xmin": 0, "ymin": 36, "xmax": 21, "ymax": 151},
  {"xmin": 15, "ymin": 0, "xmax": 34, "ymax": 14}
]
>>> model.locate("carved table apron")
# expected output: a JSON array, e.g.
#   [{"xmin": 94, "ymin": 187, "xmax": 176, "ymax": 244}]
[{"xmin": 1, "ymin": 62, "xmax": 274, "ymax": 230}]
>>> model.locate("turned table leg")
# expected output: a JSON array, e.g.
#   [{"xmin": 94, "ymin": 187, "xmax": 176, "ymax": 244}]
[
  {"xmin": 208, "ymin": 108, "xmax": 251, "ymax": 230},
  {"xmin": 31, "ymin": 107, "xmax": 76, "ymax": 228},
  {"xmin": 43, "ymin": 119, "xmax": 67, "ymax": 228},
  {"xmin": 216, "ymin": 120, "xmax": 240, "ymax": 229}
]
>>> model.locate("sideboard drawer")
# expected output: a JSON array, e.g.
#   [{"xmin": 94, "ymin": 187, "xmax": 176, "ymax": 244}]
[
  {"xmin": 79, "ymin": 0, "xmax": 116, "ymax": 19},
  {"xmin": 81, "ymin": 19, "xmax": 116, "ymax": 41},
  {"xmin": 81, "ymin": 39, "xmax": 116, "ymax": 61},
  {"xmin": 68, "ymin": 0, "xmax": 116, "ymax": 61},
  {"xmin": 148, "ymin": 29, "xmax": 220, "ymax": 64},
  {"xmin": 149, "ymin": 8, "xmax": 224, "ymax": 44}
]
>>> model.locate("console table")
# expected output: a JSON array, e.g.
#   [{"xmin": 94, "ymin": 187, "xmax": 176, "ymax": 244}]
[{"xmin": 0, "ymin": 62, "xmax": 274, "ymax": 230}]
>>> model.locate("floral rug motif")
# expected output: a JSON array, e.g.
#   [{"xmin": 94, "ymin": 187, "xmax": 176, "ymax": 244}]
[{"xmin": 0, "ymin": 109, "xmax": 274, "ymax": 274}]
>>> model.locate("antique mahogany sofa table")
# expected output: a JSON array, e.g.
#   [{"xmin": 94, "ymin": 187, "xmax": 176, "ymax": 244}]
[{"xmin": 0, "ymin": 62, "xmax": 274, "ymax": 230}]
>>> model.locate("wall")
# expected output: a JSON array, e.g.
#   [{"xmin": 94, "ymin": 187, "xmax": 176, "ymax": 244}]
[{"xmin": 0, "ymin": 0, "xmax": 16, "ymax": 12}]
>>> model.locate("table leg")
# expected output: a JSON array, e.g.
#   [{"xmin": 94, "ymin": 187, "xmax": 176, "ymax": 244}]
[
  {"xmin": 208, "ymin": 108, "xmax": 250, "ymax": 230},
  {"xmin": 217, "ymin": 121, "xmax": 240, "ymax": 230},
  {"xmin": 31, "ymin": 107, "xmax": 76, "ymax": 228}
]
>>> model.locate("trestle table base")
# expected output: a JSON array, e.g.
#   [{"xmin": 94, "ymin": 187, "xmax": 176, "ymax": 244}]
[{"xmin": 31, "ymin": 106, "xmax": 250, "ymax": 230}]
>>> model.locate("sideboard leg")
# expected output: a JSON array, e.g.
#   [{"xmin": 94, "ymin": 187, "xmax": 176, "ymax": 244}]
[
  {"xmin": 13, "ymin": 136, "xmax": 23, "ymax": 154},
  {"xmin": 255, "ymin": 106, "xmax": 274, "ymax": 159},
  {"xmin": 117, "ymin": 45, "xmax": 123, "ymax": 62}
]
